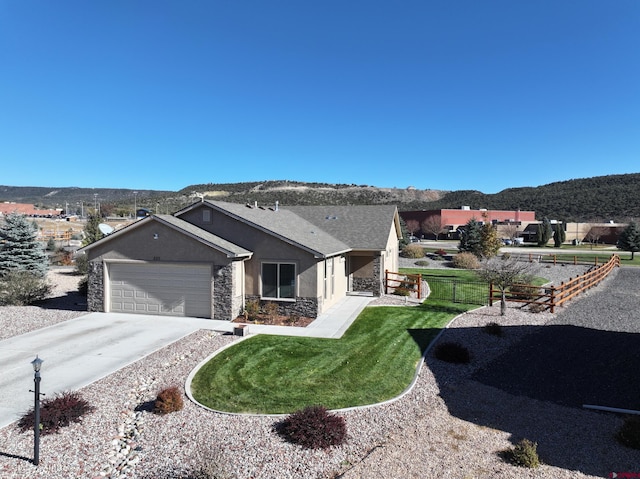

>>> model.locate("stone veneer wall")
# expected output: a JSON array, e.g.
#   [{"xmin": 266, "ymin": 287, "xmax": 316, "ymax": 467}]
[
  {"xmin": 213, "ymin": 264, "xmax": 235, "ymax": 321},
  {"xmin": 244, "ymin": 295, "xmax": 319, "ymax": 319},
  {"xmin": 87, "ymin": 261, "xmax": 104, "ymax": 312},
  {"xmin": 351, "ymin": 255, "xmax": 383, "ymax": 296}
]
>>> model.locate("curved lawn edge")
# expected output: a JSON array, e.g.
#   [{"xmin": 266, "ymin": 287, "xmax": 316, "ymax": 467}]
[{"xmin": 185, "ymin": 307, "xmax": 482, "ymax": 417}]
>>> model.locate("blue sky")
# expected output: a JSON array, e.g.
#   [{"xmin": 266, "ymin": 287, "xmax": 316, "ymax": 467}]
[{"xmin": 1, "ymin": 1, "xmax": 638, "ymax": 194}]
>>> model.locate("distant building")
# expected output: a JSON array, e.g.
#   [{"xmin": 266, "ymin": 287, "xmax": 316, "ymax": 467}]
[
  {"xmin": 400, "ymin": 207, "xmax": 536, "ymax": 240},
  {"xmin": 0, "ymin": 202, "xmax": 61, "ymax": 217}
]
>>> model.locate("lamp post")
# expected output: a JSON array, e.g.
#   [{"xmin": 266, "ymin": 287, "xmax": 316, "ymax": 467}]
[{"xmin": 30, "ymin": 356, "xmax": 43, "ymax": 466}]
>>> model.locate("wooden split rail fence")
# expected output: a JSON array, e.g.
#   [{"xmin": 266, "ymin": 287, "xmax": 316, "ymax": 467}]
[
  {"xmin": 384, "ymin": 271, "xmax": 423, "ymax": 299},
  {"xmin": 490, "ymin": 254, "xmax": 620, "ymax": 313}
]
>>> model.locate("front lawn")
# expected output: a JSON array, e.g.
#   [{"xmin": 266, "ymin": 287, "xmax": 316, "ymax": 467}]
[{"xmin": 190, "ymin": 300, "xmax": 476, "ymax": 414}]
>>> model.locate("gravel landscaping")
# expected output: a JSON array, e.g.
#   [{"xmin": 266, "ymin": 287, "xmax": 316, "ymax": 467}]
[{"xmin": 1, "ymin": 263, "xmax": 638, "ymax": 478}]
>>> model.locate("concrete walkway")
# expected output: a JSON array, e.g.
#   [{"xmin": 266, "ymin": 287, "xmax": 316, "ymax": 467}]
[{"xmin": 0, "ymin": 295, "xmax": 373, "ymax": 429}]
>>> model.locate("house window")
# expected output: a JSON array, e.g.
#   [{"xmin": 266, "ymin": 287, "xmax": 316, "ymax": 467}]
[
  {"xmin": 202, "ymin": 209, "xmax": 211, "ymax": 223},
  {"xmin": 262, "ymin": 262, "xmax": 296, "ymax": 300}
]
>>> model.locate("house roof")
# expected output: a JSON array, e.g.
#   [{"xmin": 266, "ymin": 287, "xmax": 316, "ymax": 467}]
[
  {"xmin": 285, "ymin": 204, "xmax": 401, "ymax": 251},
  {"xmin": 194, "ymin": 200, "xmax": 352, "ymax": 258},
  {"xmin": 79, "ymin": 214, "xmax": 253, "ymax": 259}
]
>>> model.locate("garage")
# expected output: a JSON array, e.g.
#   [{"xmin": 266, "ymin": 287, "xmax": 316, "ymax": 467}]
[{"xmin": 108, "ymin": 262, "xmax": 212, "ymax": 318}]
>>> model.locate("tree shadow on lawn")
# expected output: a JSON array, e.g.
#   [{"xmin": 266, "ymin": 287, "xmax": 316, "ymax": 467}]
[{"xmin": 426, "ymin": 323, "xmax": 640, "ymax": 476}]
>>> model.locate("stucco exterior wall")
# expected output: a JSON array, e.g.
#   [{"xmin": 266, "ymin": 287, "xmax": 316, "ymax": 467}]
[
  {"xmin": 181, "ymin": 204, "xmax": 322, "ymax": 299},
  {"xmin": 84, "ymin": 219, "xmax": 237, "ymax": 319}
]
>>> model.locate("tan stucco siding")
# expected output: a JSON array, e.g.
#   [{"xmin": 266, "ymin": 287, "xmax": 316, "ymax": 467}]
[
  {"xmin": 383, "ymin": 221, "xmax": 400, "ymax": 273},
  {"xmin": 181, "ymin": 205, "xmax": 321, "ymax": 298},
  {"xmin": 86, "ymin": 220, "xmax": 231, "ymax": 265}
]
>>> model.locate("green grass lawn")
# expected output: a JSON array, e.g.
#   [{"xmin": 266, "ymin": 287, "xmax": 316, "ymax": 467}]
[{"xmin": 190, "ymin": 300, "xmax": 476, "ymax": 414}]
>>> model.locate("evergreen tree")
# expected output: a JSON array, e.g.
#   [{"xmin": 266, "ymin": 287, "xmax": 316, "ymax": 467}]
[
  {"xmin": 537, "ymin": 218, "xmax": 553, "ymax": 246},
  {"xmin": 617, "ymin": 221, "xmax": 640, "ymax": 260},
  {"xmin": 480, "ymin": 222, "xmax": 502, "ymax": 258},
  {"xmin": 0, "ymin": 212, "xmax": 49, "ymax": 278},
  {"xmin": 82, "ymin": 214, "xmax": 104, "ymax": 246},
  {"xmin": 553, "ymin": 222, "xmax": 566, "ymax": 248},
  {"xmin": 458, "ymin": 219, "xmax": 483, "ymax": 257}
]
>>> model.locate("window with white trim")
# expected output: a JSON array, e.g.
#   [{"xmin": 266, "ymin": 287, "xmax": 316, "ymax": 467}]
[{"xmin": 261, "ymin": 262, "xmax": 296, "ymax": 299}]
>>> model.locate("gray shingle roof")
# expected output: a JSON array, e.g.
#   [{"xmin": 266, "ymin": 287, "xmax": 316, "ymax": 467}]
[
  {"xmin": 203, "ymin": 200, "xmax": 351, "ymax": 258},
  {"xmin": 285, "ymin": 205, "xmax": 400, "ymax": 250}
]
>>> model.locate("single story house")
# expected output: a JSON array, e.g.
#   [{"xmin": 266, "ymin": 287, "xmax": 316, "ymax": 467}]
[{"xmin": 79, "ymin": 200, "xmax": 401, "ymax": 321}]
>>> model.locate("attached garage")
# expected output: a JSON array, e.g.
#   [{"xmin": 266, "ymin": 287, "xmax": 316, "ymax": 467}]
[{"xmin": 108, "ymin": 262, "xmax": 212, "ymax": 318}]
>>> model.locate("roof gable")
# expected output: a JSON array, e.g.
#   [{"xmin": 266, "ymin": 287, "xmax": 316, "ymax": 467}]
[
  {"xmin": 178, "ymin": 200, "xmax": 351, "ymax": 258},
  {"xmin": 79, "ymin": 215, "xmax": 252, "ymax": 258}
]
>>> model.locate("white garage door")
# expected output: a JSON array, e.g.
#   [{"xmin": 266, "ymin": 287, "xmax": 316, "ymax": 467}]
[{"xmin": 109, "ymin": 263, "xmax": 212, "ymax": 318}]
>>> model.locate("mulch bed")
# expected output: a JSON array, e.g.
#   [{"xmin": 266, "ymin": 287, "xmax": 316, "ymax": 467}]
[{"xmin": 232, "ymin": 314, "xmax": 314, "ymax": 327}]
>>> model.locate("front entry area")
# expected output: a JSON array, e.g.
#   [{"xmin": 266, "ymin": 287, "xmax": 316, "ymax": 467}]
[{"xmin": 108, "ymin": 262, "xmax": 212, "ymax": 318}]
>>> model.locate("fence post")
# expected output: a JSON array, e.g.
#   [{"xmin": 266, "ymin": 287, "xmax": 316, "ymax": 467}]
[
  {"xmin": 385, "ymin": 270, "xmax": 389, "ymax": 295},
  {"xmin": 489, "ymin": 282, "xmax": 493, "ymax": 306}
]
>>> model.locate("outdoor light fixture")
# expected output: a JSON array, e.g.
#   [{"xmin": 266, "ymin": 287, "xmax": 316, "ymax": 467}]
[{"xmin": 30, "ymin": 355, "xmax": 44, "ymax": 466}]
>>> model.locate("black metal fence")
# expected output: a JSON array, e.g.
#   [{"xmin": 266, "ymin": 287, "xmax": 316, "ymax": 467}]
[{"xmin": 423, "ymin": 275, "xmax": 489, "ymax": 305}]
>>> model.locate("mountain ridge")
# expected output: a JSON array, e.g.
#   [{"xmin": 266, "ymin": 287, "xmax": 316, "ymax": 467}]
[{"xmin": 1, "ymin": 173, "xmax": 639, "ymax": 222}]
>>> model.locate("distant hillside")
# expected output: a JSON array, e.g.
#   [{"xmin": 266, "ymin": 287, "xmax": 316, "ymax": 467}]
[
  {"xmin": 2, "ymin": 173, "xmax": 639, "ymax": 221},
  {"xmin": 179, "ymin": 180, "xmax": 445, "ymax": 207},
  {"xmin": 424, "ymin": 174, "xmax": 640, "ymax": 222},
  {"xmin": 0, "ymin": 186, "xmax": 170, "ymax": 207}
]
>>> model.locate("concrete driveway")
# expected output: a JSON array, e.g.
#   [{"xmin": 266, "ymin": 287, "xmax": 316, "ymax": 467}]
[
  {"xmin": 0, "ymin": 295, "xmax": 373, "ymax": 430},
  {"xmin": 0, "ymin": 312, "xmax": 221, "ymax": 429}
]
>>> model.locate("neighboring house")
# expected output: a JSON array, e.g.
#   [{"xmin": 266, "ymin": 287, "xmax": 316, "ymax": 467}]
[{"xmin": 79, "ymin": 200, "xmax": 402, "ymax": 321}]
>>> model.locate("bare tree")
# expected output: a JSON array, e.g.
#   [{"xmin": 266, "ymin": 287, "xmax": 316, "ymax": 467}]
[
  {"xmin": 583, "ymin": 225, "xmax": 608, "ymax": 249},
  {"xmin": 421, "ymin": 215, "xmax": 446, "ymax": 241},
  {"xmin": 501, "ymin": 223, "xmax": 519, "ymax": 244},
  {"xmin": 476, "ymin": 256, "xmax": 538, "ymax": 316},
  {"xmin": 405, "ymin": 219, "xmax": 420, "ymax": 240}
]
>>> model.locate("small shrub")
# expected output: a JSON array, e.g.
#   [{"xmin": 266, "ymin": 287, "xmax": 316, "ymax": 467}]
[
  {"xmin": 401, "ymin": 244, "xmax": 425, "ymax": 259},
  {"xmin": 433, "ymin": 342, "xmax": 471, "ymax": 364},
  {"xmin": 452, "ymin": 252, "xmax": 480, "ymax": 270},
  {"xmin": 617, "ymin": 415, "xmax": 640, "ymax": 450},
  {"xmin": 392, "ymin": 287, "xmax": 411, "ymax": 296},
  {"xmin": 18, "ymin": 391, "xmax": 94, "ymax": 435},
  {"xmin": 73, "ymin": 253, "xmax": 89, "ymax": 275},
  {"xmin": 509, "ymin": 284, "xmax": 539, "ymax": 300},
  {"xmin": 244, "ymin": 300, "xmax": 260, "ymax": 321},
  {"xmin": 275, "ymin": 405, "xmax": 347, "ymax": 449},
  {"xmin": 0, "ymin": 271, "xmax": 52, "ymax": 306},
  {"xmin": 434, "ymin": 248, "xmax": 447, "ymax": 256},
  {"xmin": 414, "ymin": 260, "xmax": 430, "ymax": 267},
  {"xmin": 503, "ymin": 438, "xmax": 540, "ymax": 468},
  {"xmin": 528, "ymin": 302, "xmax": 547, "ymax": 313},
  {"xmin": 483, "ymin": 321, "xmax": 503, "ymax": 337},
  {"xmin": 263, "ymin": 301, "xmax": 279, "ymax": 321},
  {"xmin": 154, "ymin": 386, "xmax": 184, "ymax": 415}
]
